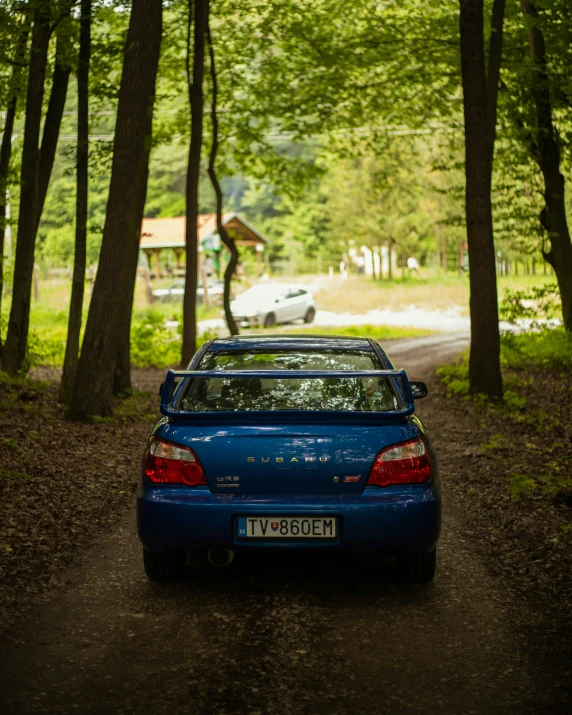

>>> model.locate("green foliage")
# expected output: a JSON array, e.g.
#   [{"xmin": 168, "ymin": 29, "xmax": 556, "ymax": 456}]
[
  {"xmin": 435, "ymin": 359, "xmax": 469, "ymax": 396},
  {"xmin": 130, "ymin": 309, "xmax": 182, "ymax": 369},
  {"xmin": 0, "ymin": 466, "xmax": 31, "ymax": 482},
  {"xmin": 26, "ymin": 307, "xmax": 68, "ymax": 368},
  {"xmin": 438, "ymin": 330, "xmax": 571, "ymax": 404},
  {"xmin": 508, "ymin": 470, "xmax": 572, "ymax": 503},
  {"xmin": 507, "ymin": 473, "xmax": 538, "ymax": 501},
  {"xmin": 40, "ymin": 223, "xmax": 103, "ymax": 267},
  {"xmin": 500, "ymin": 283, "xmax": 561, "ymax": 327},
  {"xmin": 501, "ymin": 329, "xmax": 572, "ymax": 371},
  {"xmin": 481, "ymin": 434, "xmax": 510, "ymax": 451},
  {"xmin": 502, "ymin": 389, "xmax": 527, "ymax": 411}
]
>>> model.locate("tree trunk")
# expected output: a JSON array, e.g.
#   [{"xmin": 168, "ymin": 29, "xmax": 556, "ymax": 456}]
[
  {"xmin": 60, "ymin": 0, "xmax": 91, "ymax": 405},
  {"xmin": 2, "ymin": 5, "xmax": 52, "ymax": 375},
  {"xmin": 206, "ymin": 15, "xmax": 239, "ymax": 337},
  {"xmin": 68, "ymin": 0, "xmax": 162, "ymax": 419},
  {"xmin": 35, "ymin": 22, "xmax": 72, "ymax": 233},
  {"xmin": 387, "ymin": 239, "xmax": 393, "ymax": 280},
  {"xmin": 520, "ymin": 0, "xmax": 572, "ymax": 331},
  {"xmin": 181, "ymin": 0, "xmax": 208, "ymax": 366},
  {"xmin": 459, "ymin": 0, "xmax": 505, "ymax": 398},
  {"xmin": 0, "ymin": 18, "xmax": 31, "ymax": 359},
  {"xmin": 113, "ymin": 164, "xmax": 149, "ymax": 395}
]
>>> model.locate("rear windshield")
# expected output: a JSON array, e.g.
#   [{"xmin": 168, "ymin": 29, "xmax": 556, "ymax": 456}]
[{"xmin": 179, "ymin": 350, "xmax": 399, "ymax": 413}]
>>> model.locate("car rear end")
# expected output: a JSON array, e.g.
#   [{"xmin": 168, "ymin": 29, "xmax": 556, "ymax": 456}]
[{"xmin": 137, "ymin": 337, "xmax": 441, "ymax": 581}]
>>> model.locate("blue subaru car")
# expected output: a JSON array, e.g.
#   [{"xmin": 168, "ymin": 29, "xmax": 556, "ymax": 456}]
[{"xmin": 137, "ymin": 335, "xmax": 441, "ymax": 582}]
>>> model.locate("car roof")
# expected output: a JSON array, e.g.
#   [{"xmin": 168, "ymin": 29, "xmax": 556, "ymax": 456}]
[{"xmin": 207, "ymin": 335, "xmax": 374, "ymax": 352}]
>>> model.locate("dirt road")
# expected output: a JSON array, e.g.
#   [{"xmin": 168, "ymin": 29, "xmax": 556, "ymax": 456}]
[{"xmin": 0, "ymin": 333, "xmax": 567, "ymax": 714}]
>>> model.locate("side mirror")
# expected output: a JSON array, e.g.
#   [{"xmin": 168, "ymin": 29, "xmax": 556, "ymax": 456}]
[
  {"xmin": 159, "ymin": 382, "xmax": 165, "ymax": 397},
  {"xmin": 410, "ymin": 381, "xmax": 428, "ymax": 400}
]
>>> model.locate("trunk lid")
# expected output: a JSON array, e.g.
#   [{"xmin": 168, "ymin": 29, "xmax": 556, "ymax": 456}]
[{"xmin": 166, "ymin": 423, "xmax": 404, "ymax": 495}]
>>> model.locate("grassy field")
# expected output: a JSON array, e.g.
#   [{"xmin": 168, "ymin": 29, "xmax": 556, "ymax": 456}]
[{"xmin": 308, "ymin": 273, "xmax": 557, "ymax": 316}]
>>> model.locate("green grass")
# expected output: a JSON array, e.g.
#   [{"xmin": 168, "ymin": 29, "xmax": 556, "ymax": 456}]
[
  {"xmin": 278, "ymin": 324, "xmax": 431, "ymax": 339},
  {"xmin": 437, "ymin": 329, "xmax": 571, "ymax": 400},
  {"xmin": 312, "ymin": 272, "xmax": 557, "ymax": 316},
  {"xmin": 501, "ymin": 329, "xmax": 572, "ymax": 371}
]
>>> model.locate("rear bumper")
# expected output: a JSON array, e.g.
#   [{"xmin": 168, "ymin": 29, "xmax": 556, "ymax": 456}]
[{"xmin": 137, "ymin": 484, "xmax": 441, "ymax": 554}]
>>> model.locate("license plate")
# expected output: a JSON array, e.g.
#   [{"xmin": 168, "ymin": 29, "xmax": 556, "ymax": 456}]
[{"xmin": 237, "ymin": 516, "xmax": 338, "ymax": 540}]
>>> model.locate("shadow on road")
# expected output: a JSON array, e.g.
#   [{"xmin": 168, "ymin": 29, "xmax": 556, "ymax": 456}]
[{"xmin": 153, "ymin": 551, "xmax": 433, "ymax": 606}]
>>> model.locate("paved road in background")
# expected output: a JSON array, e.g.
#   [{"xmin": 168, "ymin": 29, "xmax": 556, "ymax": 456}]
[{"xmin": 0, "ymin": 333, "xmax": 564, "ymax": 714}]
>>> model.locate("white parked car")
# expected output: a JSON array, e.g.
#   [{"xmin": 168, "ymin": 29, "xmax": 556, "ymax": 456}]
[{"xmin": 230, "ymin": 283, "xmax": 316, "ymax": 328}]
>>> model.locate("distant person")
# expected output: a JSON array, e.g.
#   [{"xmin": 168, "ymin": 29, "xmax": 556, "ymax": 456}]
[
  {"xmin": 204, "ymin": 255, "xmax": 214, "ymax": 277},
  {"xmin": 407, "ymin": 256, "xmax": 419, "ymax": 273}
]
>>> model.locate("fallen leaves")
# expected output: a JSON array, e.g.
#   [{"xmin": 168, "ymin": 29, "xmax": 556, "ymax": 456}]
[
  {"xmin": 0, "ymin": 376, "xmax": 158, "ymax": 633},
  {"xmin": 429, "ymin": 363, "xmax": 572, "ymax": 611}
]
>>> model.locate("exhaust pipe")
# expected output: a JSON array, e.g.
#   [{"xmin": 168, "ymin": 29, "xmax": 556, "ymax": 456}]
[{"xmin": 207, "ymin": 546, "xmax": 235, "ymax": 568}]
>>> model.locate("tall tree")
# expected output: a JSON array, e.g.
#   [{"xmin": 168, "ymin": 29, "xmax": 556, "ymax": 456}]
[
  {"xmin": 0, "ymin": 14, "xmax": 30, "ymax": 358},
  {"xmin": 35, "ymin": 15, "xmax": 72, "ymax": 233},
  {"xmin": 459, "ymin": 0, "xmax": 505, "ymax": 398},
  {"xmin": 181, "ymin": 0, "xmax": 208, "ymax": 366},
  {"xmin": 206, "ymin": 14, "xmax": 239, "ymax": 336},
  {"xmin": 112, "ymin": 162, "xmax": 149, "ymax": 395},
  {"xmin": 59, "ymin": 0, "xmax": 91, "ymax": 404},
  {"xmin": 519, "ymin": 0, "xmax": 572, "ymax": 331},
  {"xmin": 2, "ymin": 2, "xmax": 52, "ymax": 375},
  {"xmin": 68, "ymin": 0, "xmax": 162, "ymax": 419}
]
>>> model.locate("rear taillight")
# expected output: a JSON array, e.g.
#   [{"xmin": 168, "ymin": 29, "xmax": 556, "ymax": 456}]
[
  {"xmin": 367, "ymin": 437, "xmax": 431, "ymax": 487},
  {"xmin": 145, "ymin": 437, "xmax": 207, "ymax": 487}
]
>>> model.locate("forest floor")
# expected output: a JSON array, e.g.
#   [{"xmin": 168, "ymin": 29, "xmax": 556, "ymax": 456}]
[
  {"xmin": 0, "ymin": 372, "xmax": 158, "ymax": 631},
  {"xmin": 0, "ymin": 333, "xmax": 570, "ymax": 713}
]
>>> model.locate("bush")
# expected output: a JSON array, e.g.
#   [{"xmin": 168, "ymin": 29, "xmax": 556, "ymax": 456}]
[
  {"xmin": 24, "ymin": 306, "xmax": 69, "ymax": 369},
  {"xmin": 435, "ymin": 358, "xmax": 469, "ymax": 395},
  {"xmin": 130, "ymin": 309, "xmax": 182, "ymax": 368},
  {"xmin": 500, "ymin": 283, "xmax": 561, "ymax": 327},
  {"xmin": 27, "ymin": 329, "xmax": 67, "ymax": 369},
  {"xmin": 501, "ymin": 329, "xmax": 572, "ymax": 371}
]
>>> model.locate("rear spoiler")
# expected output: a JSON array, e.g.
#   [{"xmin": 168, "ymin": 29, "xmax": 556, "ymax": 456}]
[{"xmin": 160, "ymin": 368, "xmax": 415, "ymax": 421}]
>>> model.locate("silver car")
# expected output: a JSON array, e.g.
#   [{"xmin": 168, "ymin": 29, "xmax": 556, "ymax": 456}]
[
  {"xmin": 152, "ymin": 279, "xmax": 226, "ymax": 305},
  {"xmin": 230, "ymin": 283, "xmax": 316, "ymax": 328}
]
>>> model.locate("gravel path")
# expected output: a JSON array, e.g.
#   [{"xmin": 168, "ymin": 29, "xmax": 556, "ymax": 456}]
[{"xmin": 0, "ymin": 333, "xmax": 567, "ymax": 714}]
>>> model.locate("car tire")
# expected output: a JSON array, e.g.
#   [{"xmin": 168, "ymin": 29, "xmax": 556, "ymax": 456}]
[
  {"xmin": 143, "ymin": 549, "xmax": 186, "ymax": 581},
  {"xmin": 264, "ymin": 312, "xmax": 276, "ymax": 328},
  {"xmin": 396, "ymin": 548, "xmax": 436, "ymax": 583},
  {"xmin": 304, "ymin": 307, "xmax": 316, "ymax": 324}
]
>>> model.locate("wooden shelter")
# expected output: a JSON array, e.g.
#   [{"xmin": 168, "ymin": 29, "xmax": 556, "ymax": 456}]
[{"xmin": 140, "ymin": 213, "xmax": 269, "ymax": 278}]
